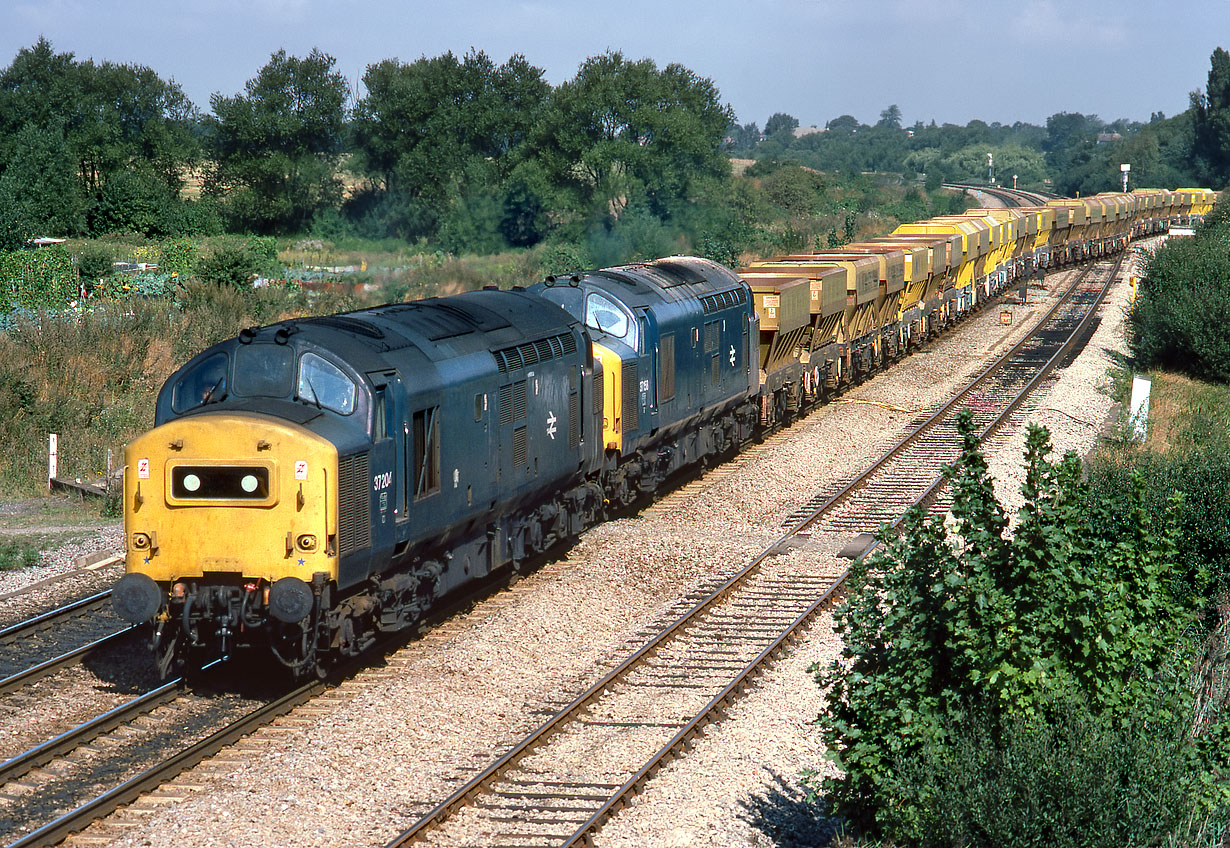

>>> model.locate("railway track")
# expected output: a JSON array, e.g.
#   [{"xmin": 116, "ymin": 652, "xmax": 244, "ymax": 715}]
[
  {"xmin": 0, "ymin": 562, "xmax": 530, "ymax": 848},
  {"xmin": 0, "ymin": 259, "xmax": 1122, "ymax": 847},
  {"xmin": 0, "ymin": 592, "xmax": 130, "ymax": 697},
  {"xmin": 0, "ymin": 658, "xmax": 303, "ymax": 848},
  {"xmin": 943, "ymin": 182, "xmax": 1056, "ymax": 208},
  {"xmin": 379, "ymin": 256, "xmax": 1124, "ymax": 847}
]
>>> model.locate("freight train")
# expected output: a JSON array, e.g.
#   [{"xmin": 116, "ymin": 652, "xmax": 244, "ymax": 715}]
[{"xmin": 111, "ymin": 187, "xmax": 1218, "ymax": 678}]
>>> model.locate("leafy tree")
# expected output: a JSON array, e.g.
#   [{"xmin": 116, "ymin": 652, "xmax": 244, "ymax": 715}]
[
  {"xmin": 723, "ymin": 121, "xmax": 761, "ymax": 154},
  {"xmin": 1043, "ymin": 111, "xmax": 1104, "ymax": 192},
  {"xmin": 1190, "ymin": 46, "xmax": 1230, "ymax": 187},
  {"xmin": 195, "ymin": 237, "xmax": 278, "ymax": 287},
  {"xmin": 876, "ymin": 104, "xmax": 902, "ymax": 130},
  {"xmin": 0, "ymin": 38, "xmax": 199, "ymax": 211},
  {"xmin": 350, "ymin": 50, "xmax": 549, "ymax": 240},
  {"xmin": 1130, "ymin": 209, "xmax": 1230, "ymax": 380},
  {"xmin": 764, "ymin": 112, "xmax": 799, "ymax": 137},
  {"xmin": 527, "ymin": 51, "xmax": 733, "ymax": 225},
  {"xmin": 941, "ymin": 144, "xmax": 1047, "ymax": 187},
  {"xmin": 90, "ymin": 164, "xmax": 177, "ymax": 235},
  {"xmin": 814, "ymin": 412, "xmax": 1206, "ymax": 837},
  {"xmin": 825, "ymin": 114, "xmax": 859, "ymax": 134},
  {"xmin": 77, "ymin": 60, "xmax": 199, "ymax": 195},
  {"xmin": 758, "ymin": 165, "xmax": 827, "ymax": 216},
  {"xmin": 205, "ymin": 48, "xmax": 349, "ymax": 234},
  {"xmin": 0, "ymin": 38, "xmax": 81, "ymax": 170},
  {"xmin": 0, "ymin": 122, "xmax": 87, "ymax": 238}
]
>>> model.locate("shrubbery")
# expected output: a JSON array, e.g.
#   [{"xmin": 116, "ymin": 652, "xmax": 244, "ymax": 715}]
[
  {"xmin": 1130, "ymin": 206, "xmax": 1230, "ymax": 381},
  {"xmin": 195, "ymin": 237, "xmax": 280, "ymax": 287},
  {"xmin": 0, "ymin": 244, "xmax": 77, "ymax": 311},
  {"xmin": 813, "ymin": 411, "xmax": 1226, "ymax": 843}
]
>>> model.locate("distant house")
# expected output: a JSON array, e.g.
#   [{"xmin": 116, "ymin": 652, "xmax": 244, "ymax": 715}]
[
  {"xmin": 792, "ymin": 126, "xmax": 826, "ymax": 138},
  {"xmin": 1096, "ymin": 132, "xmax": 1123, "ymax": 144}
]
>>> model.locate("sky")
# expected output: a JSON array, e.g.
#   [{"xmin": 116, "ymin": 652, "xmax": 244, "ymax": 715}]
[{"xmin": 1, "ymin": 0, "xmax": 1227, "ymax": 129}]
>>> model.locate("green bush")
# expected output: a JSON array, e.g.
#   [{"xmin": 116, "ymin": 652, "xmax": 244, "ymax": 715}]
[
  {"xmin": 160, "ymin": 238, "xmax": 199, "ymax": 278},
  {"xmin": 76, "ymin": 244, "xmax": 115, "ymax": 294},
  {"xmin": 168, "ymin": 199, "xmax": 225, "ymax": 237},
  {"xmin": 537, "ymin": 242, "xmax": 592, "ymax": 279},
  {"xmin": 195, "ymin": 238, "xmax": 274, "ymax": 287},
  {"xmin": 0, "ymin": 244, "xmax": 78, "ymax": 310},
  {"xmin": 1130, "ymin": 219, "xmax": 1230, "ymax": 381},
  {"xmin": 0, "ymin": 537, "xmax": 41, "ymax": 571},
  {"xmin": 901, "ymin": 690, "xmax": 1213, "ymax": 848},
  {"xmin": 813, "ymin": 412, "xmax": 1208, "ymax": 839},
  {"xmin": 586, "ymin": 206, "xmax": 683, "ymax": 268},
  {"xmin": 1089, "ymin": 429, "xmax": 1230, "ymax": 607},
  {"xmin": 90, "ymin": 167, "xmax": 176, "ymax": 236},
  {"xmin": 435, "ymin": 187, "xmax": 508, "ymax": 256}
]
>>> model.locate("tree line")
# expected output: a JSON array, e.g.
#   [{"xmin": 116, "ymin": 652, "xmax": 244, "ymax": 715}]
[
  {"xmin": 1, "ymin": 39, "xmax": 1226, "ymax": 262},
  {"xmin": 0, "ymin": 39, "xmax": 735, "ymax": 254},
  {"xmin": 730, "ymin": 48, "xmax": 1230, "ymax": 198}
]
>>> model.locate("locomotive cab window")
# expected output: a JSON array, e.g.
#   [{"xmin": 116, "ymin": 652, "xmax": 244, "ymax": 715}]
[
  {"xmin": 298, "ymin": 353, "xmax": 356, "ymax": 415},
  {"xmin": 234, "ymin": 344, "xmax": 294, "ymax": 398},
  {"xmin": 171, "ymin": 352, "xmax": 229, "ymax": 413},
  {"xmin": 585, "ymin": 292, "xmax": 630, "ymax": 340},
  {"xmin": 412, "ymin": 406, "xmax": 441, "ymax": 499},
  {"xmin": 372, "ymin": 388, "xmax": 388, "ymax": 440}
]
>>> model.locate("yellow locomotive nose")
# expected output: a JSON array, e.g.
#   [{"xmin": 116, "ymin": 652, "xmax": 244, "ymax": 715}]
[{"xmin": 122, "ymin": 412, "xmax": 340, "ymax": 588}]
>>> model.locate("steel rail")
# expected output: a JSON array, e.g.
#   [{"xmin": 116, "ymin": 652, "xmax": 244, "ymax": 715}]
[
  {"xmin": 851, "ymin": 253, "xmax": 1125, "ymax": 560},
  {"xmin": 557, "ymin": 256, "xmax": 1124, "ymax": 846},
  {"xmin": 0, "ymin": 677, "xmax": 186, "ymax": 785},
  {"xmin": 383, "ymin": 254, "xmax": 1126, "ymax": 848},
  {"xmin": 0, "ymin": 591, "xmax": 112, "ymax": 644},
  {"xmin": 785, "ymin": 257, "xmax": 1111, "ymax": 534},
  {"xmin": 0, "ymin": 627, "xmax": 133, "ymax": 697},
  {"xmin": 5, "ymin": 676, "xmax": 324, "ymax": 848},
  {"xmin": 3, "ymin": 623, "xmax": 434, "ymax": 848}
]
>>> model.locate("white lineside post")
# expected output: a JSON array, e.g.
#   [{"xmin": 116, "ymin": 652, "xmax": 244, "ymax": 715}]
[
  {"xmin": 49, "ymin": 433, "xmax": 58, "ymax": 494},
  {"xmin": 1129, "ymin": 375, "xmax": 1152, "ymax": 442}
]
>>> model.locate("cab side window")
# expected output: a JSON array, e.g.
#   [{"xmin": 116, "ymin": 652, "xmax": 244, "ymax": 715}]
[
  {"xmin": 412, "ymin": 406, "xmax": 440, "ymax": 498},
  {"xmin": 372, "ymin": 388, "xmax": 388, "ymax": 441}
]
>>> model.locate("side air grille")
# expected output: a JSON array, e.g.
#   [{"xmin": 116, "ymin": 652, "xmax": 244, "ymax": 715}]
[
  {"xmin": 498, "ymin": 380, "xmax": 527, "ymax": 426},
  {"xmin": 568, "ymin": 392, "xmax": 579, "ymax": 448},
  {"xmin": 593, "ymin": 370, "xmax": 603, "ymax": 414},
  {"xmin": 622, "ymin": 361, "xmax": 639, "ymax": 433},
  {"xmin": 659, "ymin": 333, "xmax": 675, "ymax": 402},
  {"xmin": 700, "ymin": 288, "xmax": 748, "ymax": 314},
  {"xmin": 512, "ymin": 426, "xmax": 528, "ymax": 466},
  {"xmin": 513, "ymin": 379, "xmax": 527, "ymax": 420},
  {"xmin": 337, "ymin": 452, "xmax": 371, "ymax": 556}
]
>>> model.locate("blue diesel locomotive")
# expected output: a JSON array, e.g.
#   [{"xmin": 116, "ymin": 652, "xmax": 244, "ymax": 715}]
[{"xmin": 112, "ymin": 257, "xmax": 758, "ymax": 677}]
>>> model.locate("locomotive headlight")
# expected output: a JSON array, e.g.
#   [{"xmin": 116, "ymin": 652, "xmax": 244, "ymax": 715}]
[
  {"xmin": 132, "ymin": 532, "xmax": 151, "ymax": 550},
  {"xmin": 296, "ymin": 534, "xmax": 317, "ymax": 552}
]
